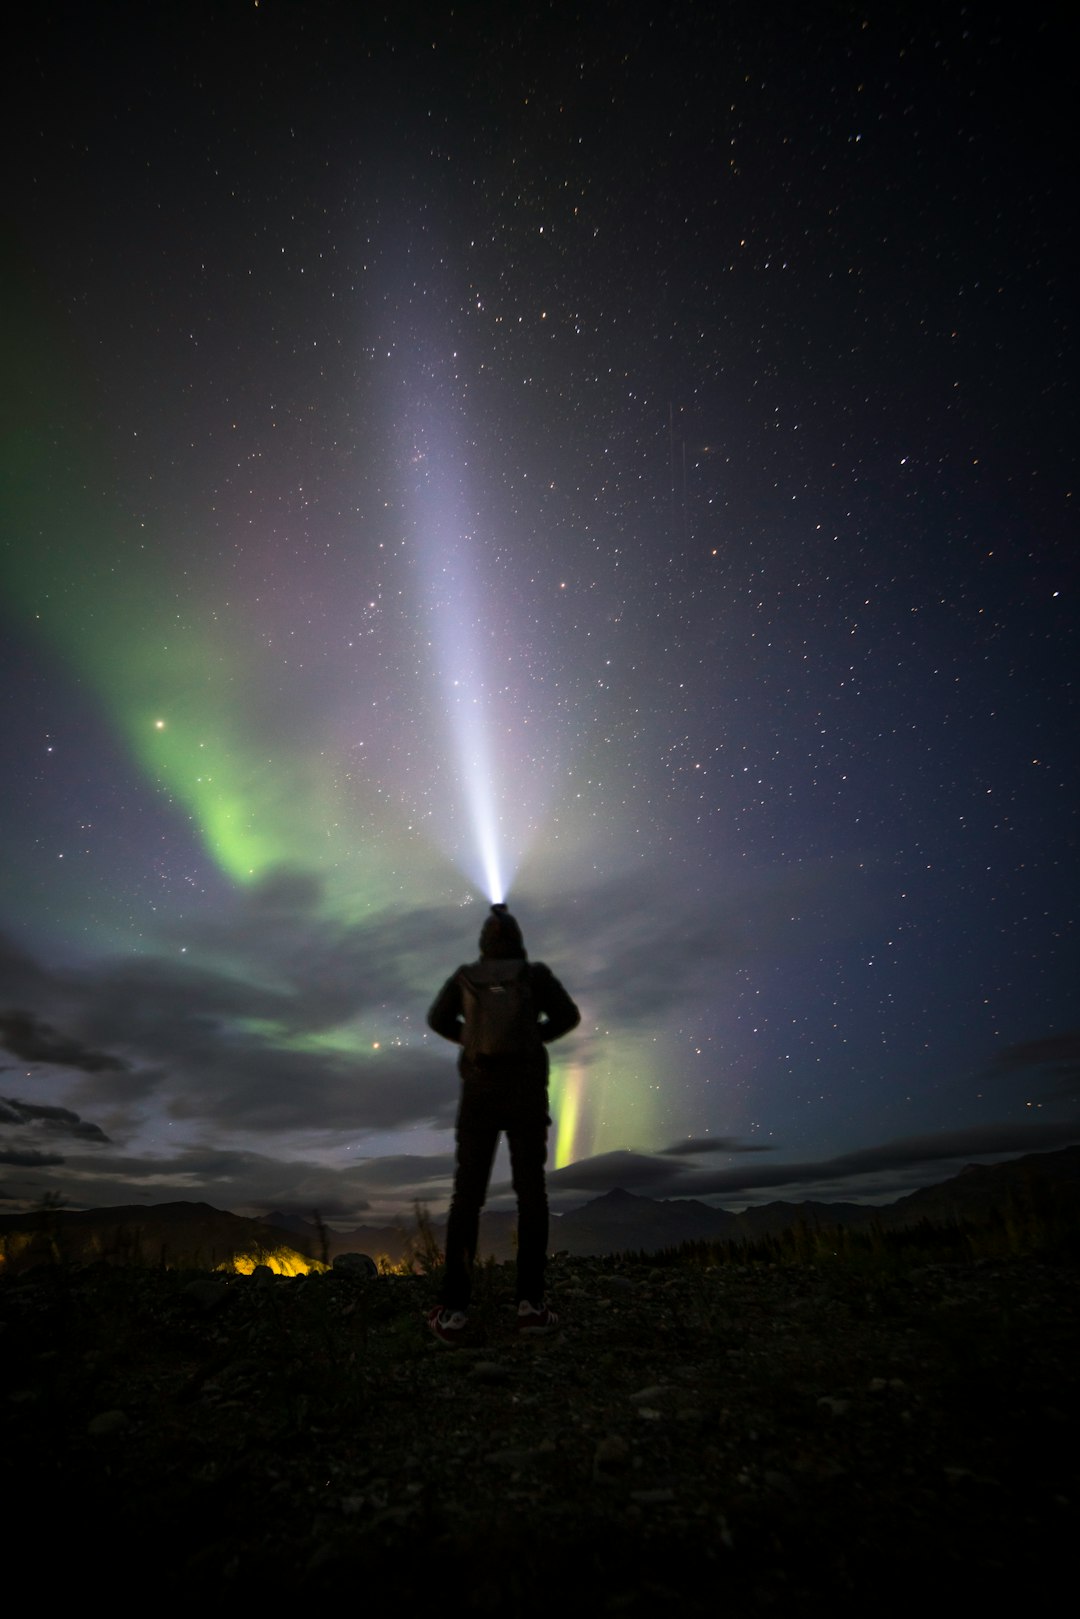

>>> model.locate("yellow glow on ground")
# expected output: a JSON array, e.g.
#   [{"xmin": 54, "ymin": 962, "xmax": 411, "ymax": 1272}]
[{"xmin": 227, "ymin": 1248, "xmax": 325, "ymax": 1277}]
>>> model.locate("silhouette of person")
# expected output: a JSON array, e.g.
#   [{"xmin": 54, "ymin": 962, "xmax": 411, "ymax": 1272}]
[{"xmin": 426, "ymin": 902, "xmax": 580, "ymax": 1343}]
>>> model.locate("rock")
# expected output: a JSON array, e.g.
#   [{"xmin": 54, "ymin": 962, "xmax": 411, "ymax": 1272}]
[
  {"xmin": 87, "ymin": 1409, "xmax": 128, "ymax": 1437},
  {"xmin": 182, "ymin": 1280, "xmax": 229, "ymax": 1314},
  {"xmin": 471, "ymin": 1361, "xmax": 511, "ymax": 1384},
  {"xmin": 250, "ymin": 1264, "xmax": 275, "ymax": 1286},
  {"xmin": 333, "ymin": 1253, "xmax": 378, "ymax": 1278},
  {"xmin": 817, "ymin": 1396, "xmax": 851, "ymax": 1417},
  {"xmin": 593, "ymin": 1434, "xmax": 632, "ymax": 1477}
]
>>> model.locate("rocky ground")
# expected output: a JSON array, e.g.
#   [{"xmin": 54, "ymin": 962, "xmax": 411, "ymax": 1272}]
[{"xmin": 3, "ymin": 1249, "xmax": 1077, "ymax": 1612}]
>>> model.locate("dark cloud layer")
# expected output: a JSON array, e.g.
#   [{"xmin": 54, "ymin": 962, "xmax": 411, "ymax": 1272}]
[
  {"xmin": 994, "ymin": 1033, "xmax": 1080, "ymax": 1070},
  {"xmin": 991, "ymin": 1032, "xmax": 1080, "ymax": 1100},
  {"xmin": 660, "ymin": 1137, "xmax": 775, "ymax": 1157},
  {"xmin": 0, "ymin": 921, "xmax": 461, "ymax": 1139},
  {"xmin": 5, "ymin": 1105, "xmax": 1078, "ymax": 1220},
  {"xmin": 524, "ymin": 861, "xmax": 875, "ymax": 1038},
  {"xmin": 0, "ymin": 1009, "xmax": 129, "ymax": 1073},
  {"xmin": 0, "ymin": 1147, "xmax": 65, "ymax": 1168},
  {"xmin": 38, "ymin": 1144, "xmax": 378, "ymax": 1224},
  {"xmin": 4, "ymin": 894, "xmax": 1080, "ymax": 1217},
  {"xmin": 0, "ymin": 1096, "xmax": 110, "ymax": 1142},
  {"xmin": 538, "ymin": 1120, "xmax": 1080, "ymax": 1203},
  {"xmin": 1, "ymin": 859, "xmax": 840, "ymax": 1156},
  {"xmin": 348, "ymin": 1153, "xmax": 457, "ymax": 1189},
  {"xmin": 546, "ymin": 1150, "xmax": 682, "ymax": 1192}
]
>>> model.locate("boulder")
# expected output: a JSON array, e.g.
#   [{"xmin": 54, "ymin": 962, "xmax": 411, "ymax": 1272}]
[{"xmin": 332, "ymin": 1252, "xmax": 378, "ymax": 1278}]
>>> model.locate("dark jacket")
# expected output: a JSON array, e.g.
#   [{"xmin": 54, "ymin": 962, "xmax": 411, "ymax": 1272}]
[{"xmin": 427, "ymin": 957, "xmax": 580, "ymax": 1083}]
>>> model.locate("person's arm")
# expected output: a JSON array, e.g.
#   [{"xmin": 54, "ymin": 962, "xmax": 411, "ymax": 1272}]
[
  {"xmin": 531, "ymin": 963, "xmax": 581, "ymax": 1043},
  {"xmin": 427, "ymin": 972, "xmax": 464, "ymax": 1043}
]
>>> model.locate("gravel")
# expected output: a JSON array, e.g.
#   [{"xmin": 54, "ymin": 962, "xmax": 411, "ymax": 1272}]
[{"xmin": 3, "ymin": 1250, "xmax": 1077, "ymax": 1610}]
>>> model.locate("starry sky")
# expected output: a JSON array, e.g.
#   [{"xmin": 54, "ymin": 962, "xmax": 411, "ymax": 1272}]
[{"xmin": 2, "ymin": 2, "xmax": 1076, "ymax": 1225}]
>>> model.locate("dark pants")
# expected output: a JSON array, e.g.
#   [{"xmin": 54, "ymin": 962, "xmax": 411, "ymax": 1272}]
[{"xmin": 442, "ymin": 1074, "xmax": 550, "ymax": 1311}]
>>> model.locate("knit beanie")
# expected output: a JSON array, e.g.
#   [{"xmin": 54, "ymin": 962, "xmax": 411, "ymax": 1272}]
[{"xmin": 478, "ymin": 902, "xmax": 526, "ymax": 959}]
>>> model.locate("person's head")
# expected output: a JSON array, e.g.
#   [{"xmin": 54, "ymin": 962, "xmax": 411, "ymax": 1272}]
[{"xmin": 478, "ymin": 902, "xmax": 526, "ymax": 959}]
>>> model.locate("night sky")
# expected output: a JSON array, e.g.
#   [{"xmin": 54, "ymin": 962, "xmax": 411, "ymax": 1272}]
[{"xmin": 2, "ymin": 2, "xmax": 1076, "ymax": 1225}]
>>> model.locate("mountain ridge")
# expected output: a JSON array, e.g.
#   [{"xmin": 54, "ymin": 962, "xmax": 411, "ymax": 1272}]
[{"xmin": 3, "ymin": 1143, "xmax": 1078, "ymax": 1267}]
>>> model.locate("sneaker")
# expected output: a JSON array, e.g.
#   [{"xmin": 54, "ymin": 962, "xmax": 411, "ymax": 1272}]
[
  {"xmin": 428, "ymin": 1305, "xmax": 468, "ymax": 1346},
  {"xmin": 516, "ymin": 1300, "xmax": 560, "ymax": 1336}
]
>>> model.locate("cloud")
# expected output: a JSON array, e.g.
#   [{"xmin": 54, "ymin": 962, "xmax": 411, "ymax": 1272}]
[
  {"xmin": 7, "ymin": 875, "xmax": 1076, "ymax": 1222},
  {"xmin": 530, "ymin": 1118, "xmax": 1080, "ymax": 1206},
  {"xmin": 993, "ymin": 1032, "xmax": 1080, "ymax": 1069},
  {"xmin": 659, "ymin": 1136, "xmax": 774, "ymax": 1157},
  {"xmin": 100, "ymin": 1026, "xmax": 459, "ymax": 1137},
  {"xmin": 158, "ymin": 869, "xmax": 465, "ymax": 1033},
  {"xmin": 348, "ymin": 1152, "xmax": 456, "ymax": 1188},
  {"xmin": 25, "ymin": 1144, "xmax": 379, "ymax": 1223},
  {"xmin": 529, "ymin": 877, "xmax": 739, "ymax": 1029},
  {"xmin": 990, "ymin": 1031, "xmax": 1080, "ymax": 1100},
  {"xmin": 0, "ymin": 859, "xmax": 867, "ymax": 1166},
  {"xmin": 0, "ymin": 934, "xmax": 55, "ymax": 1006},
  {"xmin": 624, "ymin": 1119, "xmax": 1080, "ymax": 1200},
  {"xmin": 0, "ymin": 1137, "xmax": 455, "ymax": 1222},
  {"xmin": 0, "ymin": 917, "xmax": 461, "ymax": 1137},
  {"xmin": 7, "ymin": 1110, "xmax": 1080, "ymax": 1220},
  {"xmin": 0, "ymin": 1009, "xmax": 129, "ymax": 1073},
  {"xmin": 545, "ymin": 1150, "xmax": 681, "ymax": 1191},
  {"xmin": 0, "ymin": 1096, "xmax": 110, "ymax": 1142},
  {"xmin": 507, "ymin": 855, "xmax": 882, "ymax": 1044}
]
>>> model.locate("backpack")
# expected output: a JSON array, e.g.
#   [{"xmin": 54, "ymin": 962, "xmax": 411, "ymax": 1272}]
[{"xmin": 459, "ymin": 965, "xmax": 538, "ymax": 1061}]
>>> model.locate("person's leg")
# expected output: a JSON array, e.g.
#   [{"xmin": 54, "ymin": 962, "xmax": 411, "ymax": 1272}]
[
  {"xmin": 441, "ymin": 1103, "xmax": 500, "ymax": 1312},
  {"xmin": 506, "ymin": 1109, "xmax": 549, "ymax": 1307}
]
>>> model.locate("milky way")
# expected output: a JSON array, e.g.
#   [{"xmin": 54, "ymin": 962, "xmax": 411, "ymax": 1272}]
[{"xmin": 1, "ymin": 4, "xmax": 1076, "ymax": 1221}]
